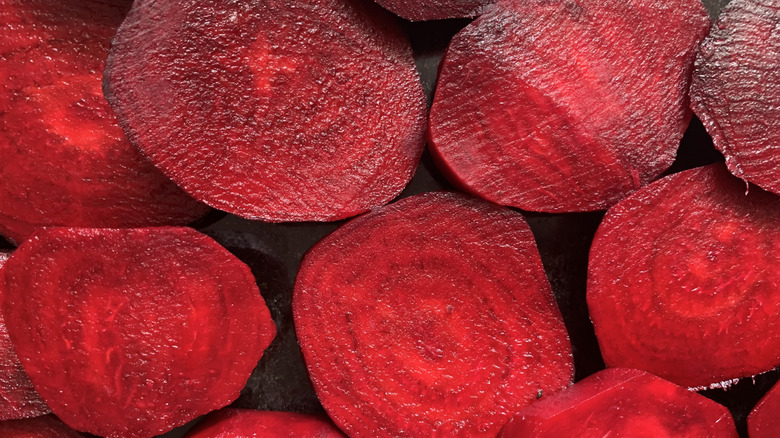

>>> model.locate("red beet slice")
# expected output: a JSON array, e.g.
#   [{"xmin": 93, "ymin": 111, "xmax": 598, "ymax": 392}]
[
  {"xmin": 0, "ymin": 415, "xmax": 83, "ymax": 438},
  {"xmin": 587, "ymin": 164, "xmax": 780, "ymax": 388},
  {"xmin": 0, "ymin": 0, "xmax": 209, "ymax": 246},
  {"xmin": 749, "ymin": 380, "xmax": 780, "ymax": 438},
  {"xmin": 105, "ymin": 0, "xmax": 426, "ymax": 222},
  {"xmin": 691, "ymin": 0, "xmax": 780, "ymax": 196},
  {"xmin": 500, "ymin": 368, "xmax": 738, "ymax": 437},
  {"xmin": 186, "ymin": 409, "xmax": 344, "ymax": 438},
  {"xmin": 429, "ymin": 0, "xmax": 710, "ymax": 212},
  {"xmin": 0, "ymin": 227, "xmax": 277, "ymax": 438},
  {"xmin": 294, "ymin": 192, "xmax": 573, "ymax": 437},
  {"xmin": 373, "ymin": 0, "xmax": 495, "ymax": 21}
]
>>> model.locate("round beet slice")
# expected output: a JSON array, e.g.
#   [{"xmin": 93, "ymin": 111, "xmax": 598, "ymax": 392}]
[
  {"xmin": 587, "ymin": 164, "xmax": 780, "ymax": 388},
  {"xmin": 749, "ymin": 380, "xmax": 780, "ymax": 438},
  {"xmin": 294, "ymin": 192, "xmax": 574, "ymax": 437},
  {"xmin": 691, "ymin": 0, "xmax": 780, "ymax": 196},
  {"xmin": 0, "ymin": 0, "xmax": 209, "ymax": 246},
  {"xmin": 105, "ymin": 0, "xmax": 426, "ymax": 222},
  {"xmin": 373, "ymin": 0, "xmax": 495, "ymax": 21},
  {"xmin": 0, "ymin": 227, "xmax": 277, "ymax": 438},
  {"xmin": 0, "ymin": 415, "xmax": 83, "ymax": 438},
  {"xmin": 500, "ymin": 368, "xmax": 738, "ymax": 437},
  {"xmin": 429, "ymin": 0, "xmax": 710, "ymax": 212},
  {"xmin": 185, "ymin": 409, "xmax": 344, "ymax": 438}
]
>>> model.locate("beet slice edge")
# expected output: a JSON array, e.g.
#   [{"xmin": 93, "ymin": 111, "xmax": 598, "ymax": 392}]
[{"xmin": 185, "ymin": 409, "xmax": 345, "ymax": 438}]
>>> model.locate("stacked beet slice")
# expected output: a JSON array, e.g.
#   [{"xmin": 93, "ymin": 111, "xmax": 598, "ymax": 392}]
[
  {"xmin": 186, "ymin": 409, "xmax": 345, "ymax": 438},
  {"xmin": 373, "ymin": 0, "xmax": 496, "ymax": 21}
]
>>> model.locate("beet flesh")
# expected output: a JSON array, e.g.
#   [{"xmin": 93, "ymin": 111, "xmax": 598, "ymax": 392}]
[
  {"xmin": 748, "ymin": 381, "xmax": 780, "ymax": 438},
  {"xmin": 0, "ymin": 227, "xmax": 277, "ymax": 438},
  {"xmin": 587, "ymin": 164, "xmax": 780, "ymax": 388},
  {"xmin": 500, "ymin": 368, "xmax": 738, "ymax": 437},
  {"xmin": 0, "ymin": 0, "xmax": 209, "ymax": 246},
  {"xmin": 185, "ymin": 409, "xmax": 344, "ymax": 438},
  {"xmin": 691, "ymin": 0, "xmax": 780, "ymax": 196},
  {"xmin": 429, "ymin": 0, "xmax": 710, "ymax": 212},
  {"xmin": 373, "ymin": 0, "xmax": 495, "ymax": 21},
  {"xmin": 0, "ymin": 415, "xmax": 83, "ymax": 438},
  {"xmin": 294, "ymin": 192, "xmax": 573, "ymax": 437},
  {"xmin": 105, "ymin": 0, "xmax": 426, "ymax": 222}
]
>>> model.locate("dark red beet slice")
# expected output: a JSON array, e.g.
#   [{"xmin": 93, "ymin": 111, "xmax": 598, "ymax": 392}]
[
  {"xmin": 294, "ymin": 192, "xmax": 573, "ymax": 437},
  {"xmin": 749, "ymin": 380, "xmax": 780, "ymax": 438},
  {"xmin": 690, "ymin": 0, "xmax": 780, "ymax": 196},
  {"xmin": 373, "ymin": 0, "xmax": 495, "ymax": 21},
  {"xmin": 105, "ymin": 0, "xmax": 426, "ymax": 222},
  {"xmin": 588, "ymin": 164, "xmax": 780, "ymax": 388},
  {"xmin": 0, "ymin": 0, "xmax": 209, "ymax": 246},
  {"xmin": 0, "ymin": 227, "xmax": 277, "ymax": 438},
  {"xmin": 500, "ymin": 368, "xmax": 738, "ymax": 437},
  {"xmin": 185, "ymin": 409, "xmax": 344, "ymax": 438},
  {"xmin": 429, "ymin": 0, "xmax": 710, "ymax": 212},
  {"xmin": 0, "ymin": 415, "xmax": 83, "ymax": 438}
]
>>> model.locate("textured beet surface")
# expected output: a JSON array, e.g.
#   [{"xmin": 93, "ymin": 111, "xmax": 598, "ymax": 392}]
[
  {"xmin": 500, "ymin": 368, "xmax": 738, "ymax": 437},
  {"xmin": 294, "ymin": 192, "xmax": 573, "ymax": 437},
  {"xmin": 749, "ymin": 380, "xmax": 780, "ymax": 438},
  {"xmin": 0, "ymin": 415, "xmax": 83, "ymax": 438},
  {"xmin": 373, "ymin": 0, "xmax": 495, "ymax": 21},
  {"xmin": 588, "ymin": 164, "xmax": 780, "ymax": 389},
  {"xmin": 185, "ymin": 409, "xmax": 344, "ymax": 438},
  {"xmin": 0, "ymin": 227, "xmax": 277, "ymax": 438},
  {"xmin": 429, "ymin": 0, "xmax": 710, "ymax": 212},
  {"xmin": 0, "ymin": 0, "xmax": 209, "ymax": 246},
  {"xmin": 105, "ymin": 0, "xmax": 426, "ymax": 222},
  {"xmin": 691, "ymin": 0, "xmax": 780, "ymax": 196}
]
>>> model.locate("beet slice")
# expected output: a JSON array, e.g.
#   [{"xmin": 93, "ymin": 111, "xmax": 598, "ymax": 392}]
[
  {"xmin": 0, "ymin": 415, "xmax": 83, "ymax": 438},
  {"xmin": 587, "ymin": 164, "xmax": 780, "ymax": 388},
  {"xmin": 749, "ymin": 380, "xmax": 780, "ymax": 438},
  {"xmin": 185, "ymin": 409, "xmax": 344, "ymax": 438},
  {"xmin": 429, "ymin": 0, "xmax": 710, "ymax": 212},
  {"xmin": 0, "ymin": 0, "xmax": 209, "ymax": 246},
  {"xmin": 373, "ymin": 0, "xmax": 495, "ymax": 21},
  {"xmin": 294, "ymin": 192, "xmax": 573, "ymax": 437},
  {"xmin": 690, "ymin": 0, "xmax": 780, "ymax": 196},
  {"xmin": 0, "ymin": 227, "xmax": 277, "ymax": 438},
  {"xmin": 500, "ymin": 368, "xmax": 738, "ymax": 437},
  {"xmin": 105, "ymin": 0, "xmax": 426, "ymax": 222}
]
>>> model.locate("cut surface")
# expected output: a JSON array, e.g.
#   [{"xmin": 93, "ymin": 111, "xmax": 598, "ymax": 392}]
[
  {"xmin": 500, "ymin": 368, "xmax": 738, "ymax": 437},
  {"xmin": 0, "ymin": 0, "xmax": 208, "ymax": 245},
  {"xmin": 0, "ymin": 228, "xmax": 276, "ymax": 438},
  {"xmin": 373, "ymin": 0, "xmax": 495, "ymax": 20},
  {"xmin": 105, "ymin": 0, "xmax": 426, "ymax": 222},
  {"xmin": 185, "ymin": 409, "xmax": 344, "ymax": 437},
  {"xmin": 587, "ymin": 164, "xmax": 780, "ymax": 388},
  {"xmin": 0, "ymin": 415, "xmax": 83, "ymax": 438},
  {"xmin": 429, "ymin": 0, "xmax": 710, "ymax": 212},
  {"xmin": 294, "ymin": 192, "xmax": 573, "ymax": 437},
  {"xmin": 748, "ymin": 380, "xmax": 780, "ymax": 438}
]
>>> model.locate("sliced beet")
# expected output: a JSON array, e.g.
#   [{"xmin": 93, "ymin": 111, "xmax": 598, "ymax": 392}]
[
  {"xmin": 0, "ymin": 227, "xmax": 277, "ymax": 438},
  {"xmin": 185, "ymin": 409, "xmax": 344, "ymax": 438},
  {"xmin": 105, "ymin": 0, "xmax": 426, "ymax": 222},
  {"xmin": 0, "ymin": 415, "xmax": 83, "ymax": 438},
  {"xmin": 294, "ymin": 192, "xmax": 573, "ymax": 437},
  {"xmin": 749, "ymin": 380, "xmax": 780, "ymax": 438},
  {"xmin": 429, "ymin": 0, "xmax": 710, "ymax": 212},
  {"xmin": 691, "ymin": 0, "xmax": 780, "ymax": 197},
  {"xmin": 500, "ymin": 368, "xmax": 738, "ymax": 437},
  {"xmin": 0, "ymin": 0, "xmax": 209, "ymax": 246},
  {"xmin": 587, "ymin": 164, "xmax": 780, "ymax": 388},
  {"xmin": 373, "ymin": 0, "xmax": 495, "ymax": 21}
]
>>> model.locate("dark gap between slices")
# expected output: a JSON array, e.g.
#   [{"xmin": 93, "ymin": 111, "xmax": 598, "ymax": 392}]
[
  {"xmin": 185, "ymin": 409, "xmax": 344, "ymax": 438},
  {"xmin": 0, "ymin": 415, "xmax": 83, "ymax": 438},
  {"xmin": 429, "ymin": 0, "xmax": 710, "ymax": 212},
  {"xmin": 373, "ymin": 0, "xmax": 495, "ymax": 21},
  {"xmin": 0, "ymin": 227, "xmax": 277, "ymax": 438},
  {"xmin": 587, "ymin": 164, "xmax": 780, "ymax": 388},
  {"xmin": 749, "ymin": 380, "xmax": 780, "ymax": 438},
  {"xmin": 105, "ymin": 0, "xmax": 427, "ymax": 222},
  {"xmin": 0, "ymin": 0, "xmax": 209, "ymax": 246},
  {"xmin": 293, "ymin": 192, "xmax": 573, "ymax": 437}
]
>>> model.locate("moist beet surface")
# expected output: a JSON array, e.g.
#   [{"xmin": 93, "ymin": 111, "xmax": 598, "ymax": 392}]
[
  {"xmin": 105, "ymin": 0, "xmax": 426, "ymax": 222},
  {"xmin": 293, "ymin": 192, "xmax": 573, "ymax": 437},
  {"xmin": 0, "ymin": 0, "xmax": 209, "ymax": 246},
  {"xmin": 588, "ymin": 164, "xmax": 780, "ymax": 389},
  {"xmin": 500, "ymin": 368, "xmax": 738, "ymax": 437},
  {"xmin": 748, "ymin": 380, "xmax": 780, "ymax": 438},
  {"xmin": 0, "ymin": 228, "xmax": 277, "ymax": 438},
  {"xmin": 0, "ymin": 415, "xmax": 83, "ymax": 438},
  {"xmin": 429, "ymin": 0, "xmax": 710, "ymax": 212},
  {"xmin": 691, "ymin": 0, "xmax": 780, "ymax": 196},
  {"xmin": 373, "ymin": 0, "xmax": 495, "ymax": 21},
  {"xmin": 185, "ymin": 409, "xmax": 344, "ymax": 437}
]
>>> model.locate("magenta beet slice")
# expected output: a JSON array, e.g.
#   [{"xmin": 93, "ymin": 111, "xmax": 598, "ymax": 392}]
[
  {"xmin": 0, "ymin": 415, "xmax": 83, "ymax": 438},
  {"xmin": 105, "ymin": 0, "xmax": 426, "ymax": 222},
  {"xmin": 186, "ymin": 409, "xmax": 344, "ymax": 438},
  {"xmin": 373, "ymin": 0, "xmax": 495, "ymax": 21},
  {"xmin": 429, "ymin": 0, "xmax": 710, "ymax": 212},
  {"xmin": 749, "ymin": 380, "xmax": 780, "ymax": 438},
  {"xmin": 0, "ymin": 227, "xmax": 277, "ymax": 438},
  {"xmin": 587, "ymin": 164, "xmax": 780, "ymax": 388},
  {"xmin": 500, "ymin": 368, "xmax": 738, "ymax": 437},
  {"xmin": 294, "ymin": 192, "xmax": 573, "ymax": 437},
  {"xmin": 690, "ymin": 0, "xmax": 780, "ymax": 196},
  {"xmin": 0, "ymin": 0, "xmax": 209, "ymax": 246}
]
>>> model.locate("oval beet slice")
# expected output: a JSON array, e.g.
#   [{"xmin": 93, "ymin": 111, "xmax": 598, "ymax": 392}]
[
  {"xmin": 186, "ymin": 409, "xmax": 344, "ymax": 438},
  {"xmin": 373, "ymin": 0, "xmax": 495, "ymax": 21},
  {"xmin": 429, "ymin": 0, "xmax": 710, "ymax": 212},
  {"xmin": 587, "ymin": 164, "xmax": 780, "ymax": 388},
  {"xmin": 500, "ymin": 368, "xmax": 738, "ymax": 437},
  {"xmin": 690, "ymin": 0, "xmax": 780, "ymax": 196},
  {"xmin": 0, "ymin": 415, "xmax": 83, "ymax": 438},
  {"xmin": 0, "ymin": 227, "xmax": 277, "ymax": 438},
  {"xmin": 105, "ymin": 0, "xmax": 426, "ymax": 222},
  {"xmin": 0, "ymin": 0, "xmax": 209, "ymax": 246},
  {"xmin": 749, "ymin": 380, "xmax": 780, "ymax": 438},
  {"xmin": 294, "ymin": 192, "xmax": 573, "ymax": 437}
]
